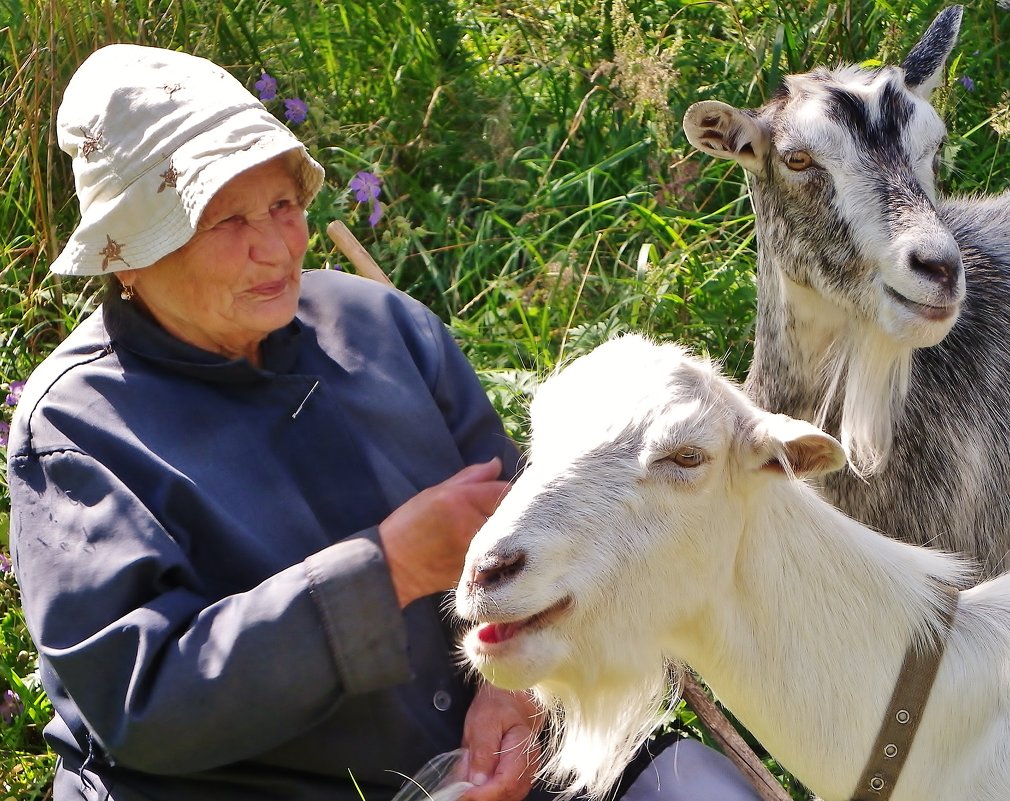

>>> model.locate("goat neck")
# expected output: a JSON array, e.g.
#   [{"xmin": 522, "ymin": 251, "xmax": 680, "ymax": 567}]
[{"xmin": 680, "ymin": 477, "xmax": 967, "ymax": 800}]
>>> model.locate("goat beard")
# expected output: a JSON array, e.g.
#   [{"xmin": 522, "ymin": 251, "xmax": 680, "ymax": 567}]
[
  {"xmin": 532, "ymin": 660, "xmax": 683, "ymax": 800},
  {"xmin": 817, "ymin": 329, "xmax": 911, "ymax": 476}
]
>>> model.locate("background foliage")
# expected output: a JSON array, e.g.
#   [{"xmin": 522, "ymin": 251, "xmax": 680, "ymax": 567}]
[{"xmin": 1, "ymin": 0, "xmax": 1007, "ymax": 797}]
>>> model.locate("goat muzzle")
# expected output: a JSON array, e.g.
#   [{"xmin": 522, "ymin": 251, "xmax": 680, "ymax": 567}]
[{"xmin": 469, "ymin": 549, "xmax": 527, "ymax": 592}]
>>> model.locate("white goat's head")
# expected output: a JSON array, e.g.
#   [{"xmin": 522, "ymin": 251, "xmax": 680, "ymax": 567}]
[
  {"xmin": 683, "ymin": 6, "xmax": 965, "ymax": 349},
  {"xmin": 454, "ymin": 335, "xmax": 845, "ymax": 798}
]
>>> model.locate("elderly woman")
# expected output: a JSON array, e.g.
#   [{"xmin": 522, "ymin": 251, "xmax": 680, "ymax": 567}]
[
  {"xmin": 8, "ymin": 44, "xmax": 535, "ymax": 801},
  {"xmin": 9, "ymin": 44, "xmax": 762, "ymax": 801}
]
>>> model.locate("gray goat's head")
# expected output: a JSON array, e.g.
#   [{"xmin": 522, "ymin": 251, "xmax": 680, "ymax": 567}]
[{"xmin": 683, "ymin": 6, "xmax": 965, "ymax": 349}]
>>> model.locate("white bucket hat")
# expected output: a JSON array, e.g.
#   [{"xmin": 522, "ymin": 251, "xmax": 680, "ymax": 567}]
[{"xmin": 51, "ymin": 44, "xmax": 325, "ymax": 276}]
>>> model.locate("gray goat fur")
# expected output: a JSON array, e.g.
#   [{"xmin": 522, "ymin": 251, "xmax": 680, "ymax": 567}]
[{"xmin": 684, "ymin": 6, "xmax": 1010, "ymax": 576}]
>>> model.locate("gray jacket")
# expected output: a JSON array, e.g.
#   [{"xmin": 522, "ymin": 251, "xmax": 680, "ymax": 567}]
[{"xmin": 8, "ymin": 269, "xmax": 520, "ymax": 801}]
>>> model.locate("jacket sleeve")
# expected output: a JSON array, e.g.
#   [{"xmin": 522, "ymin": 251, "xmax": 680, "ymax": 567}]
[
  {"xmin": 418, "ymin": 309, "xmax": 522, "ymax": 480},
  {"xmin": 9, "ymin": 447, "xmax": 410, "ymax": 775}
]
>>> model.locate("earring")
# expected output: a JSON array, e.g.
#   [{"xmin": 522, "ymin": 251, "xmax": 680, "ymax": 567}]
[{"xmin": 120, "ymin": 283, "xmax": 135, "ymax": 301}]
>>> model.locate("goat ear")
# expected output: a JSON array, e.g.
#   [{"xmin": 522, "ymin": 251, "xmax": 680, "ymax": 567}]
[
  {"xmin": 901, "ymin": 5, "xmax": 963, "ymax": 98},
  {"xmin": 683, "ymin": 100, "xmax": 769, "ymax": 176},
  {"xmin": 750, "ymin": 413, "xmax": 847, "ymax": 479}
]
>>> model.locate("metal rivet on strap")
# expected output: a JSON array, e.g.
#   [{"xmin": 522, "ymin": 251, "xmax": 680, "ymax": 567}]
[
  {"xmin": 895, "ymin": 709, "xmax": 910, "ymax": 724},
  {"xmin": 883, "ymin": 743, "xmax": 898, "ymax": 758},
  {"xmin": 869, "ymin": 776, "xmax": 886, "ymax": 792}
]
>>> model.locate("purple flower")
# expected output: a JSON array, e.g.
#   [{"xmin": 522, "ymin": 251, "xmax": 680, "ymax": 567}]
[
  {"xmin": 959, "ymin": 75, "xmax": 975, "ymax": 91},
  {"xmin": 0, "ymin": 552, "xmax": 10, "ymax": 574},
  {"xmin": 0, "ymin": 420, "xmax": 9, "ymax": 448},
  {"xmin": 254, "ymin": 72, "xmax": 278, "ymax": 101},
  {"xmin": 6, "ymin": 379, "xmax": 24, "ymax": 407},
  {"xmin": 349, "ymin": 172, "xmax": 384, "ymax": 227},
  {"xmin": 284, "ymin": 97, "xmax": 308, "ymax": 125},
  {"xmin": 0, "ymin": 689, "xmax": 23, "ymax": 725},
  {"xmin": 349, "ymin": 171, "xmax": 382, "ymax": 203}
]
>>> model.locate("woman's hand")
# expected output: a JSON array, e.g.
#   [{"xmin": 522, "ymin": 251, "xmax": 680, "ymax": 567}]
[
  {"xmin": 459, "ymin": 684, "xmax": 543, "ymax": 801},
  {"xmin": 378, "ymin": 458, "xmax": 508, "ymax": 608}
]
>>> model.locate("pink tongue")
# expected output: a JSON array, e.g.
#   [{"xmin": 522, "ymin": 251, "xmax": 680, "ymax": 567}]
[{"xmin": 476, "ymin": 621, "xmax": 521, "ymax": 644}]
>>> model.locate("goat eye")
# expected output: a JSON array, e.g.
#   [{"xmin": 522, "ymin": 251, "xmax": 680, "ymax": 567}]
[
  {"xmin": 784, "ymin": 150, "xmax": 813, "ymax": 171},
  {"xmin": 666, "ymin": 447, "xmax": 706, "ymax": 468}
]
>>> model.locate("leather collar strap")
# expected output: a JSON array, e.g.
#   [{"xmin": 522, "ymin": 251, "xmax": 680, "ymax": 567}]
[{"xmin": 851, "ymin": 583, "xmax": 959, "ymax": 801}]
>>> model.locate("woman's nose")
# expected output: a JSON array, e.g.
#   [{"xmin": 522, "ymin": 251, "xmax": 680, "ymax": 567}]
[{"xmin": 248, "ymin": 216, "xmax": 294, "ymax": 264}]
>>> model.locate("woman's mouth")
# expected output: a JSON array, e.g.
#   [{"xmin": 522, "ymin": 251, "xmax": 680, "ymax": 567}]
[{"xmin": 248, "ymin": 279, "xmax": 289, "ymax": 298}]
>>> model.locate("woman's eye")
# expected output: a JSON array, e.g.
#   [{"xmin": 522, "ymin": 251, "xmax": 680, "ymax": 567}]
[
  {"xmin": 665, "ymin": 447, "xmax": 706, "ymax": 468},
  {"xmin": 784, "ymin": 150, "xmax": 814, "ymax": 171}
]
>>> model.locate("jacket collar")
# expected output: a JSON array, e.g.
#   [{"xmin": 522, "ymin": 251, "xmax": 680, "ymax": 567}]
[{"xmin": 102, "ymin": 291, "xmax": 303, "ymax": 382}]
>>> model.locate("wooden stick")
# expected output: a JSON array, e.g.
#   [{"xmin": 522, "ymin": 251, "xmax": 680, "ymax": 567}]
[
  {"xmin": 326, "ymin": 219, "xmax": 394, "ymax": 287},
  {"xmin": 681, "ymin": 673, "xmax": 794, "ymax": 801}
]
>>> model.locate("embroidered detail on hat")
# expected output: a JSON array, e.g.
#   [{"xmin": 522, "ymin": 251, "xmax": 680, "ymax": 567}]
[
  {"xmin": 81, "ymin": 131, "xmax": 104, "ymax": 160},
  {"xmin": 99, "ymin": 235, "xmax": 130, "ymax": 271},
  {"xmin": 160, "ymin": 83, "xmax": 182, "ymax": 97},
  {"xmin": 158, "ymin": 163, "xmax": 180, "ymax": 193}
]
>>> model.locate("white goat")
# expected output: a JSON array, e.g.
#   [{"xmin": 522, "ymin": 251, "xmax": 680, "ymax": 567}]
[
  {"xmin": 683, "ymin": 6, "xmax": 1010, "ymax": 576},
  {"xmin": 455, "ymin": 334, "xmax": 1010, "ymax": 801}
]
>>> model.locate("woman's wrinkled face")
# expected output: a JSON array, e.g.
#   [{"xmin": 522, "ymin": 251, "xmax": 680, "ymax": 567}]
[{"xmin": 121, "ymin": 155, "xmax": 309, "ymax": 365}]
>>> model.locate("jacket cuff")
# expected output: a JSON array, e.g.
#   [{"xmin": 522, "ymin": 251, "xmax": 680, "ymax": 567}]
[{"xmin": 303, "ymin": 529, "xmax": 410, "ymax": 696}]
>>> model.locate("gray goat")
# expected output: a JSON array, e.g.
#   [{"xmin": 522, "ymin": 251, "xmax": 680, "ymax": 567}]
[{"xmin": 683, "ymin": 6, "xmax": 1010, "ymax": 576}]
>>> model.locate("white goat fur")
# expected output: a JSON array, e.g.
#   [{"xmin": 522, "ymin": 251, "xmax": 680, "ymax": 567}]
[
  {"xmin": 684, "ymin": 6, "xmax": 1010, "ymax": 574},
  {"xmin": 455, "ymin": 334, "xmax": 1010, "ymax": 801}
]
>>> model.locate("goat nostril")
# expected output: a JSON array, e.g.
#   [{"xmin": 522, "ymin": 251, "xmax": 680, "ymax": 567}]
[
  {"xmin": 472, "ymin": 550, "xmax": 527, "ymax": 590},
  {"xmin": 909, "ymin": 253, "xmax": 959, "ymax": 290}
]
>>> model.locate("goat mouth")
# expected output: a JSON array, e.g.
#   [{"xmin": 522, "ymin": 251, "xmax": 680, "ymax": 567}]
[
  {"xmin": 884, "ymin": 286, "xmax": 957, "ymax": 322},
  {"xmin": 473, "ymin": 596, "xmax": 573, "ymax": 646}
]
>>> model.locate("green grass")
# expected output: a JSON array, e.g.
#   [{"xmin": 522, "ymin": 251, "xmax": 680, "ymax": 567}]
[{"xmin": 1, "ymin": 0, "xmax": 1008, "ymax": 797}]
